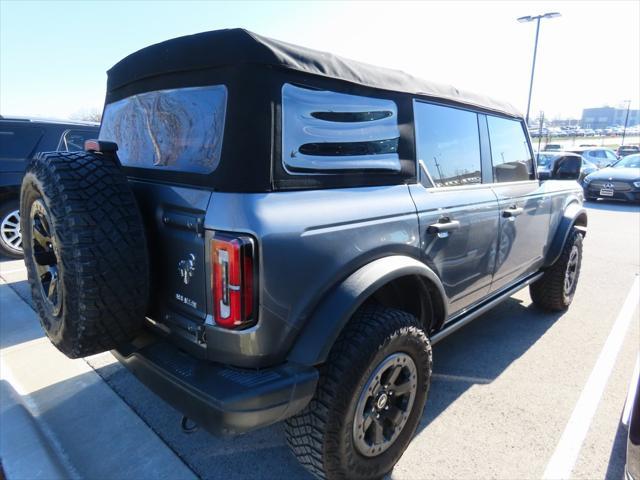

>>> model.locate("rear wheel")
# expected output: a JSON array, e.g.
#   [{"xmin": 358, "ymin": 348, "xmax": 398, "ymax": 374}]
[
  {"xmin": 21, "ymin": 151, "xmax": 149, "ymax": 358},
  {"xmin": 530, "ymin": 228, "xmax": 583, "ymax": 311},
  {"xmin": 0, "ymin": 199, "xmax": 22, "ymax": 258},
  {"xmin": 285, "ymin": 304, "xmax": 432, "ymax": 480}
]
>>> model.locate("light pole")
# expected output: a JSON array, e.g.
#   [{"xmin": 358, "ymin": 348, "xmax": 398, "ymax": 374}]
[
  {"xmin": 621, "ymin": 100, "xmax": 631, "ymax": 146},
  {"xmin": 518, "ymin": 12, "xmax": 561, "ymax": 125}
]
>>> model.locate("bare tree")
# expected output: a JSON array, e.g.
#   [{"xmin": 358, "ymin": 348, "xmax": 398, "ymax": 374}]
[{"xmin": 71, "ymin": 107, "xmax": 102, "ymax": 123}]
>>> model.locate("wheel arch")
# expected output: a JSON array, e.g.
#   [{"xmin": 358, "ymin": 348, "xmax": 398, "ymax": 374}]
[
  {"xmin": 286, "ymin": 255, "xmax": 447, "ymax": 366},
  {"xmin": 544, "ymin": 201, "xmax": 587, "ymax": 268}
]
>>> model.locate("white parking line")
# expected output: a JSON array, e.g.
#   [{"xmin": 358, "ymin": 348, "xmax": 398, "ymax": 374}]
[
  {"xmin": 542, "ymin": 275, "xmax": 640, "ymax": 480},
  {"xmin": 0, "ymin": 267, "xmax": 27, "ymax": 275}
]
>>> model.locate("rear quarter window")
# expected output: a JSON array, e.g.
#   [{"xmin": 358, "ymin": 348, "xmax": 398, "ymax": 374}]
[
  {"xmin": 99, "ymin": 85, "xmax": 227, "ymax": 174},
  {"xmin": 281, "ymin": 83, "xmax": 401, "ymax": 174}
]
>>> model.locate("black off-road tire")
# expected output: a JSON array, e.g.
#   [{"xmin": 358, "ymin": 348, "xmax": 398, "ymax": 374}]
[
  {"xmin": 530, "ymin": 228, "xmax": 583, "ymax": 312},
  {"xmin": 0, "ymin": 198, "xmax": 23, "ymax": 258},
  {"xmin": 20, "ymin": 151, "xmax": 149, "ymax": 358},
  {"xmin": 285, "ymin": 304, "xmax": 432, "ymax": 480}
]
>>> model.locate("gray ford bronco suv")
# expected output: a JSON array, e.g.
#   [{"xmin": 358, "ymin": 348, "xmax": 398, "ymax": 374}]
[{"xmin": 21, "ymin": 29, "xmax": 587, "ymax": 480}]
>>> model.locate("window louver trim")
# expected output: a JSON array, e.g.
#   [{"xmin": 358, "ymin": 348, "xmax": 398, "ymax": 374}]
[{"xmin": 282, "ymin": 84, "xmax": 401, "ymax": 174}]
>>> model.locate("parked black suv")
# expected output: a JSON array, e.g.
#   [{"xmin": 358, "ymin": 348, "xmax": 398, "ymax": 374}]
[
  {"xmin": 0, "ymin": 117, "xmax": 98, "ymax": 257},
  {"xmin": 21, "ymin": 29, "xmax": 587, "ymax": 479}
]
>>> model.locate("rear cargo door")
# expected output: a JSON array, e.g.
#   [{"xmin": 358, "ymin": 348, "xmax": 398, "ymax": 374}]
[
  {"xmin": 130, "ymin": 181, "xmax": 211, "ymax": 326},
  {"xmin": 98, "ymin": 85, "xmax": 228, "ymax": 342}
]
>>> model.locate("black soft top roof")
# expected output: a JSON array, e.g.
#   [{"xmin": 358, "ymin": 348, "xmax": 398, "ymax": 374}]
[{"xmin": 107, "ymin": 28, "xmax": 522, "ymax": 118}]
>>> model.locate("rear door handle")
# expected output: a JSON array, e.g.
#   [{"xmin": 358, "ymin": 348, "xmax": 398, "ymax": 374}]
[
  {"xmin": 427, "ymin": 218, "xmax": 461, "ymax": 234},
  {"xmin": 502, "ymin": 206, "xmax": 523, "ymax": 218}
]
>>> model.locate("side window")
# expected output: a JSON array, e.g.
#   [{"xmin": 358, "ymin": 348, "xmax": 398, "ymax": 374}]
[
  {"xmin": 604, "ymin": 150, "xmax": 617, "ymax": 161},
  {"xmin": 282, "ymin": 83, "xmax": 400, "ymax": 173},
  {"xmin": 413, "ymin": 101, "xmax": 481, "ymax": 187},
  {"xmin": 0, "ymin": 126, "xmax": 44, "ymax": 159},
  {"xmin": 591, "ymin": 150, "xmax": 606, "ymax": 159},
  {"xmin": 60, "ymin": 129, "xmax": 96, "ymax": 152},
  {"xmin": 487, "ymin": 116, "xmax": 534, "ymax": 183}
]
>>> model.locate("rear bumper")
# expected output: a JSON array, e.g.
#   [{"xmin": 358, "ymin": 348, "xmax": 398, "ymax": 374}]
[{"xmin": 113, "ymin": 333, "xmax": 318, "ymax": 436}]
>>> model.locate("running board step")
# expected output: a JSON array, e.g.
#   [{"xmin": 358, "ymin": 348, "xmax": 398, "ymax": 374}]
[{"xmin": 431, "ymin": 272, "xmax": 544, "ymax": 345}]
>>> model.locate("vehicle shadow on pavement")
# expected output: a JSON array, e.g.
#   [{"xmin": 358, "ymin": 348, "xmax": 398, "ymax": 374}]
[
  {"xmin": 415, "ymin": 297, "xmax": 562, "ymax": 436},
  {"xmin": 604, "ymin": 419, "xmax": 628, "ymax": 480},
  {"xmin": 87, "ymin": 296, "xmax": 564, "ymax": 480},
  {"xmin": 5, "ymin": 259, "xmax": 618, "ymax": 480},
  {"xmin": 91, "ymin": 357, "xmax": 312, "ymax": 480}
]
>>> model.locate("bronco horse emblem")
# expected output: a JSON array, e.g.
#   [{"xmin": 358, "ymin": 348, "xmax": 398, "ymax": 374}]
[{"xmin": 178, "ymin": 254, "xmax": 196, "ymax": 285}]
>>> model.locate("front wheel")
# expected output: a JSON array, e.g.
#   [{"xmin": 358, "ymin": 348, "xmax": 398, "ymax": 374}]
[
  {"xmin": 530, "ymin": 228, "xmax": 583, "ymax": 311},
  {"xmin": 285, "ymin": 304, "xmax": 432, "ymax": 480}
]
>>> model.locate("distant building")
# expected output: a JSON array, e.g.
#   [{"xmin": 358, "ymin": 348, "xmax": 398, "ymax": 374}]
[{"xmin": 581, "ymin": 107, "xmax": 640, "ymax": 129}]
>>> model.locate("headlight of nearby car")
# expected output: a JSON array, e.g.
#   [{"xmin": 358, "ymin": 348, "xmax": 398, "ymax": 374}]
[
  {"xmin": 583, "ymin": 176, "xmax": 592, "ymax": 185},
  {"xmin": 633, "ymin": 181, "xmax": 640, "ymax": 188}
]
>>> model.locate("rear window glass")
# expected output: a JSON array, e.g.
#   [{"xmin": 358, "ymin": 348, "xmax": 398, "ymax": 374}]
[
  {"xmin": 99, "ymin": 85, "xmax": 227, "ymax": 174},
  {"xmin": 282, "ymin": 83, "xmax": 400, "ymax": 174},
  {"xmin": 0, "ymin": 126, "xmax": 43, "ymax": 159}
]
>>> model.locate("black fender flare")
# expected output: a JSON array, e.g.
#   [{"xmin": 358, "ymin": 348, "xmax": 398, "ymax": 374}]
[
  {"xmin": 544, "ymin": 202, "xmax": 587, "ymax": 268},
  {"xmin": 287, "ymin": 255, "xmax": 447, "ymax": 366}
]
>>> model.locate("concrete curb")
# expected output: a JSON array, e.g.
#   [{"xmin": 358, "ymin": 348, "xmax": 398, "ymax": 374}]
[
  {"xmin": 0, "ymin": 380, "xmax": 73, "ymax": 480},
  {"xmin": 0, "ymin": 275, "xmax": 197, "ymax": 480}
]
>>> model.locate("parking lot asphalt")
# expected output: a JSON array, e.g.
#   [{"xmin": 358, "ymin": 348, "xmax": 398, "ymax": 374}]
[{"xmin": 1, "ymin": 200, "xmax": 638, "ymax": 480}]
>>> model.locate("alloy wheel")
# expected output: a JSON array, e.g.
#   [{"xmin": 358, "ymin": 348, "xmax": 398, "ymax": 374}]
[
  {"xmin": 30, "ymin": 200, "xmax": 62, "ymax": 316},
  {"xmin": 353, "ymin": 352, "xmax": 418, "ymax": 457},
  {"xmin": 564, "ymin": 245, "xmax": 579, "ymax": 297},
  {"xmin": 0, "ymin": 209, "xmax": 22, "ymax": 254}
]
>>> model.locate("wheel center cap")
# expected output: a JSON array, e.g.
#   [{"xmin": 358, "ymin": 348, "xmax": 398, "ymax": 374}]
[{"xmin": 376, "ymin": 393, "xmax": 388, "ymax": 410}]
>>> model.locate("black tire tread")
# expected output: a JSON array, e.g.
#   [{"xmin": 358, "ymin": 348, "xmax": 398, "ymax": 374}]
[
  {"xmin": 284, "ymin": 304, "xmax": 432, "ymax": 480},
  {"xmin": 530, "ymin": 228, "xmax": 582, "ymax": 312},
  {"xmin": 21, "ymin": 151, "xmax": 149, "ymax": 358}
]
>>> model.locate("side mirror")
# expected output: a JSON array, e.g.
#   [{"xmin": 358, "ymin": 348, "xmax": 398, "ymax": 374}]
[{"xmin": 551, "ymin": 156, "xmax": 581, "ymax": 180}]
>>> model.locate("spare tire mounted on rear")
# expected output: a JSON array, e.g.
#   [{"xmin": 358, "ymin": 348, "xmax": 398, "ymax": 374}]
[{"xmin": 20, "ymin": 151, "xmax": 149, "ymax": 358}]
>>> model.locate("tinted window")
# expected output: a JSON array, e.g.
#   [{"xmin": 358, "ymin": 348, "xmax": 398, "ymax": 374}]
[
  {"xmin": 99, "ymin": 85, "xmax": 227, "ymax": 174},
  {"xmin": 414, "ymin": 101, "xmax": 481, "ymax": 187},
  {"xmin": 0, "ymin": 126, "xmax": 43, "ymax": 159},
  {"xmin": 282, "ymin": 84, "xmax": 400, "ymax": 173},
  {"xmin": 60, "ymin": 129, "xmax": 96, "ymax": 152},
  {"xmin": 536, "ymin": 153, "xmax": 556, "ymax": 167},
  {"xmin": 615, "ymin": 155, "xmax": 640, "ymax": 168},
  {"xmin": 604, "ymin": 150, "xmax": 617, "ymax": 160},
  {"xmin": 487, "ymin": 116, "xmax": 533, "ymax": 183}
]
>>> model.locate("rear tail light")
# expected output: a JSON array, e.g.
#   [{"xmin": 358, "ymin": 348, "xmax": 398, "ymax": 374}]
[
  {"xmin": 84, "ymin": 139, "xmax": 118, "ymax": 153},
  {"xmin": 211, "ymin": 233, "xmax": 256, "ymax": 329}
]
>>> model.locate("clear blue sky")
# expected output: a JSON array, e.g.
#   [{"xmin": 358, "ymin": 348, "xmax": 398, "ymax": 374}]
[{"xmin": 1, "ymin": 0, "xmax": 638, "ymax": 120}]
